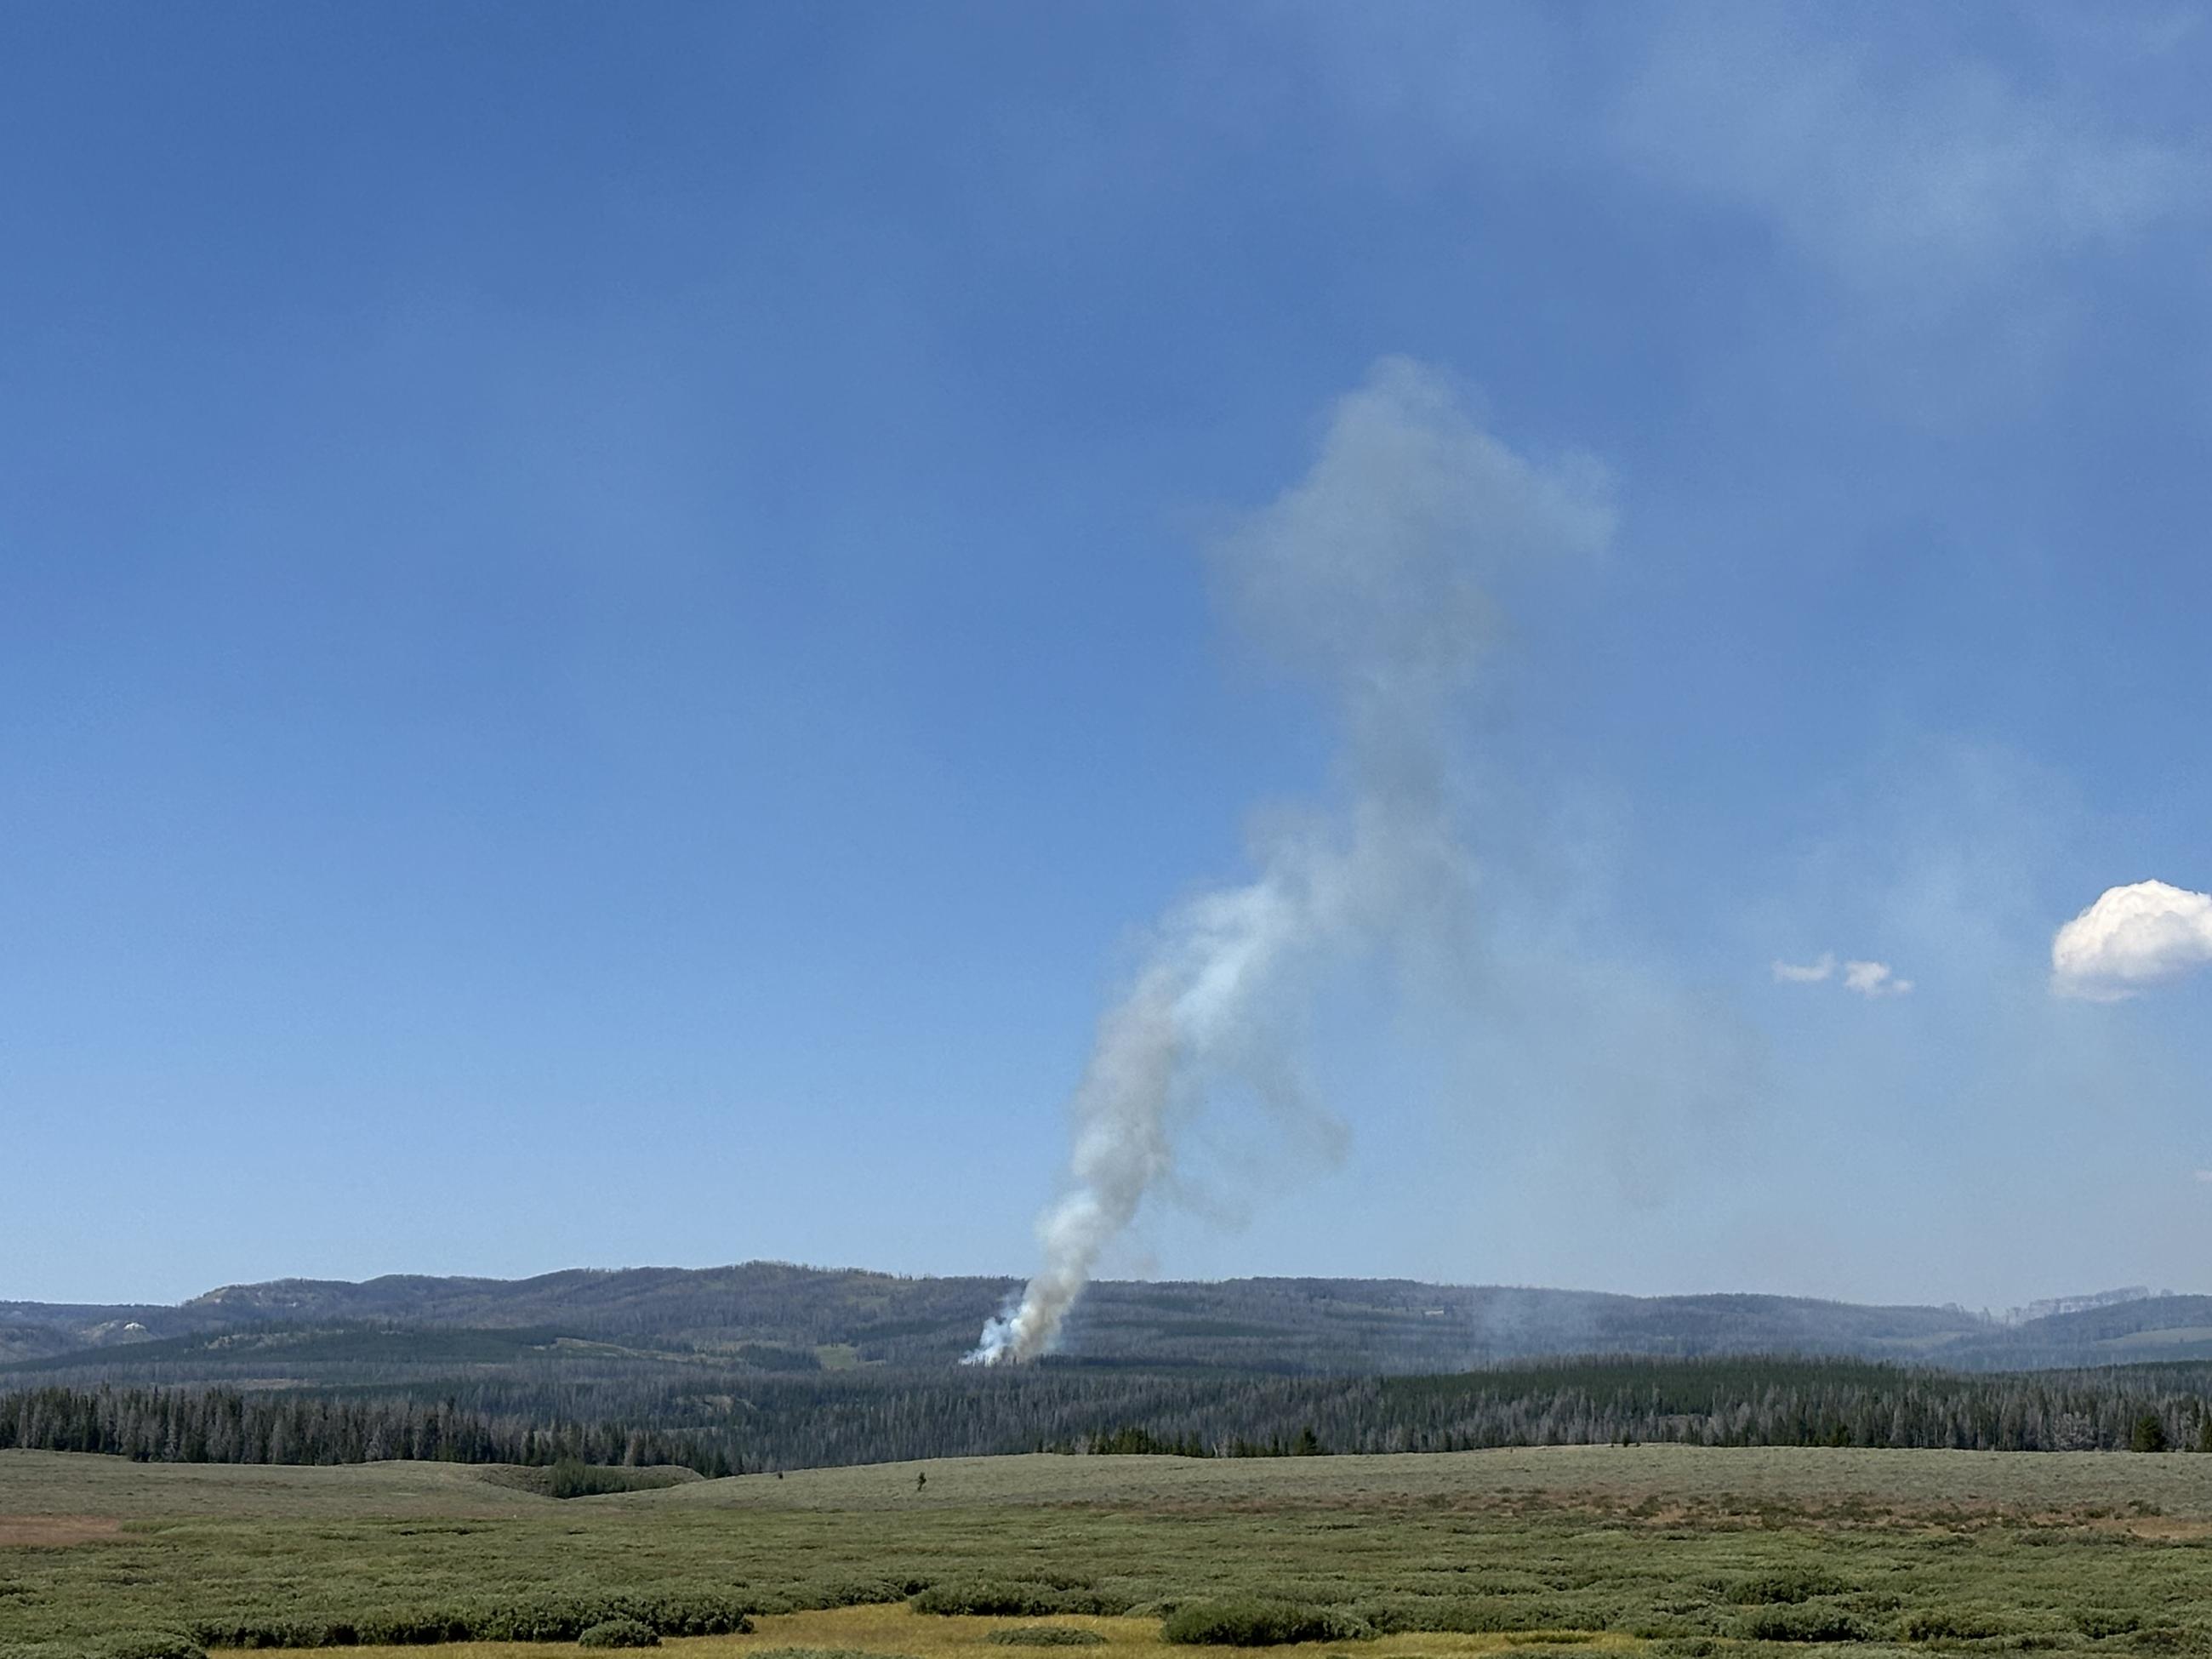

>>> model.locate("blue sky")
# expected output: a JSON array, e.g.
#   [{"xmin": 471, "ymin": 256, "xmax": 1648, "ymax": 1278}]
[{"xmin": 5, "ymin": 3, "xmax": 2209, "ymax": 1310}]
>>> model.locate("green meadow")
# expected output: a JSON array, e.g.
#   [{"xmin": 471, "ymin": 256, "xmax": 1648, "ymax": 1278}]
[{"xmin": 7, "ymin": 1446, "xmax": 2212, "ymax": 1659}]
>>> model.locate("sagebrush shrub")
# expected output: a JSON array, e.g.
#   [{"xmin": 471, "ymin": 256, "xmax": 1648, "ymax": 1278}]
[
  {"xmin": 986, "ymin": 1629, "xmax": 1109, "ymax": 1647},
  {"xmin": 1161, "ymin": 1600, "xmax": 1372, "ymax": 1646},
  {"xmin": 578, "ymin": 1619, "xmax": 661, "ymax": 1649},
  {"xmin": 98, "ymin": 1636, "xmax": 207, "ymax": 1659},
  {"xmin": 914, "ymin": 1584, "xmax": 1125, "ymax": 1617},
  {"xmin": 2131, "ymin": 1628, "xmax": 2212, "ymax": 1655},
  {"xmin": 1736, "ymin": 1605, "xmax": 1871, "ymax": 1643},
  {"xmin": 1727, "ymin": 1569, "xmax": 1850, "ymax": 1606},
  {"xmin": 2077, "ymin": 1611, "xmax": 2143, "ymax": 1639},
  {"xmin": 1901, "ymin": 1607, "xmax": 2010, "ymax": 1641}
]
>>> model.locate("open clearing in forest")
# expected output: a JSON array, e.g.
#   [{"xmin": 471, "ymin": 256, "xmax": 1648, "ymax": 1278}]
[{"xmin": 9, "ymin": 1446, "xmax": 2212, "ymax": 1657}]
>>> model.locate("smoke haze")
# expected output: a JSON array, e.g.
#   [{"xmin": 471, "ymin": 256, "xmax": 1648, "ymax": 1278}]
[{"xmin": 969, "ymin": 360, "xmax": 1613, "ymax": 1364}]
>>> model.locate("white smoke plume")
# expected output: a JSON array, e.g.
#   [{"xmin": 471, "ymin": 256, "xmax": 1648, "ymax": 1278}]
[
  {"xmin": 2051, "ymin": 878, "xmax": 2212, "ymax": 1001},
  {"xmin": 968, "ymin": 359, "xmax": 1614, "ymax": 1365}
]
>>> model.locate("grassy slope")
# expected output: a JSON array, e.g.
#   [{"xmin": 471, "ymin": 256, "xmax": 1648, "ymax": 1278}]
[
  {"xmin": 0, "ymin": 1452, "xmax": 548, "ymax": 1519},
  {"xmin": 644, "ymin": 1443, "xmax": 2212, "ymax": 1514},
  {"xmin": 9, "ymin": 1446, "xmax": 2212, "ymax": 1653}
]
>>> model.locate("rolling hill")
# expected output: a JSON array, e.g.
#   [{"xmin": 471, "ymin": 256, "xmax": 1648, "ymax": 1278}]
[{"xmin": 7, "ymin": 1263, "xmax": 2209, "ymax": 1379}]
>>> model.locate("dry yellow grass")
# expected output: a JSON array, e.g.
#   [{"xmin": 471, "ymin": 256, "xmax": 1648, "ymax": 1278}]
[{"xmin": 0, "ymin": 1514, "xmax": 122, "ymax": 1546}]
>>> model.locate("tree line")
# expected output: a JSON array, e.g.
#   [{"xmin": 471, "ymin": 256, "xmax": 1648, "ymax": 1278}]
[
  {"xmin": 8, "ymin": 1356, "xmax": 2212, "ymax": 1474},
  {"xmin": 0, "ymin": 1384, "xmax": 733, "ymax": 1473}
]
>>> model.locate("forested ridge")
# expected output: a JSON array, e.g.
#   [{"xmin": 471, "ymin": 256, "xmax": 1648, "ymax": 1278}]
[
  {"xmin": 15, "ymin": 1263, "xmax": 2212, "ymax": 1371},
  {"xmin": 9, "ymin": 1355, "xmax": 2212, "ymax": 1474}
]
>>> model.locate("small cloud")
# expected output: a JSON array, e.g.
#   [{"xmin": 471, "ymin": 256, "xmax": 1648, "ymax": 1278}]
[
  {"xmin": 1773, "ymin": 951, "xmax": 1912, "ymax": 996},
  {"xmin": 2051, "ymin": 879, "xmax": 2212, "ymax": 1001},
  {"xmin": 1771, "ymin": 953, "xmax": 1836, "ymax": 983},
  {"xmin": 2192, "ymin": 1170, "xmax": 2212, "ymax": 1186},
  {"xmin": 1843, "ymin": 960, "xmax": 1913, "ymax": 998}
]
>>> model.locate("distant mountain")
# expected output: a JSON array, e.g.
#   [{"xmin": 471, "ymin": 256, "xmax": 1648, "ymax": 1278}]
[
  {"xmin": 1957, "ymin": 1295, "xmax": 2212, "ymax": 1366},
  {"xmin": 0, "ymin": 1263, "xmax": 1012, "ymax": 1368},
  {"xmin": 0, "ymin": 1303, "xmax": 180, "ymax": 1364},
  {"xmin": 1999, "ymin": 1286, "xmax": 2161, "ymax": 1325},
  {"xmin": 9, "ymin": 1264, "xmax": 2212, "ymax": 1382}
]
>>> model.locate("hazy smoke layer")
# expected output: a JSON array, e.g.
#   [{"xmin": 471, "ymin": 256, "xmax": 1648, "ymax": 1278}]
[
  {"xmin": 969, "ymin": 360, "xmax": 1614, "ymax": 1365},
  {"xmin": 2051, "ymin": 878, "xmax": 2212, "ymax": 1000}
]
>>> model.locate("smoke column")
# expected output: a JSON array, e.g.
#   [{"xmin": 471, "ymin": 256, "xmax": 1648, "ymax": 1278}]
[{"xmin": 968, "ymin": 360, "xmax": 1614, "ymax": 1365}]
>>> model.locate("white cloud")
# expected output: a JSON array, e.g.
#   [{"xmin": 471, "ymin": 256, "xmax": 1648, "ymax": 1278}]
[
  {"xmin": 1771, "ymin": 953, "xmax": 1836, "ymax": 983},
  {"xmin": 1843, "ymin": 960, "xmax": 1913, "ymax": 998},
  {"xmin": 2192, "ymin": 1170, "xmax": 2212, "ymax": 1186},
  {"xmin": 1773, "ymin": 951, "xmax": 1911, "ymax": 996},
  {"xmin": 2051, "ymin": 879, "xmax": 2212, "ymax": 1000}
]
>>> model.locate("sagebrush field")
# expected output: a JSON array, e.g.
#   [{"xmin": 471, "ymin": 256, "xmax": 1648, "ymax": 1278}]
[{"xmin": 9, "ymin": 1446, "xmax": 2212, "ymax": 1659}]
